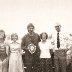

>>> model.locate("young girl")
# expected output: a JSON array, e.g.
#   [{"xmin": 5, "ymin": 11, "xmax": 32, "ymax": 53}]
[
  {"xmin": 9, "ymin": 33, "xmax": 25, "ymax": 72},
  {"xmin": 39, "ymin": 32, "xmax": 52, "ymax": 72}
]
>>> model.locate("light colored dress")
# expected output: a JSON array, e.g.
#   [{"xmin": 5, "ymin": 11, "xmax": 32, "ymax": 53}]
[{"xmin": 9, "ymin": 42, "xmax": 24, "ymax": 72}]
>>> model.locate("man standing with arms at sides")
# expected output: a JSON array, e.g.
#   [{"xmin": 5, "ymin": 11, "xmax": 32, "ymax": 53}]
[
  {"xmin": 21, "ymin": 23, "xmax": 41, "ymax": 72},
  {"xmin": 51, "ymin": 23, "xmax": 68, "ymax": 72}
]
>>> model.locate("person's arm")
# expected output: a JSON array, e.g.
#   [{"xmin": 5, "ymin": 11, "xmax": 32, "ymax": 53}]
[
  {"xmin": 21, "ymin": 36, "xmax": 28, "ymax": 52},
  {"xmin": 19, "ymin": 43, "xmax": 25, "ymax": 55},
  {"xmin": 50, "ymin": 34, "xmax": 56, "ymax": 52},
  {"xmin": 6, "ymin": 44, "xmax": 10, "ymax": 56},
  {"xmin": 50, "ymin": 39, "xmax": 55, "ymax": 52},
  {"xmin": 49, "ymin": 49, "xmax": 53, "ymax": 55},
  {"xmin": 21, "ymin": 36, "xmax": 26, "ymax": 49},
  {"xmin": 37, "ymin": 34, "xmax": 41, "ymax": 56},
  {"xmin": 38, "ymin": 34, "xmax": 41, "ymax": 42},
  {"xmin": 49, "ymin": 42, "xmax": 54, "ymax": 55},
  {"xmin": 38, "ymin": 42, "xmax": 41, "ymax": 58}
]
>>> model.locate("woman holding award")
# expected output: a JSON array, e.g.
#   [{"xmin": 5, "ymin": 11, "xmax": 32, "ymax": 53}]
[{"xmin": 21, "ymin": 23, "xmax": 41, "ymax": 72}]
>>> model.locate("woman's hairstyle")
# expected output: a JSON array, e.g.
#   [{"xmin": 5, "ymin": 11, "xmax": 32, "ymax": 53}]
[
  {"xmin": 40, "ymin": 32, "xmax": 48, "ymax": 39},
  {"xmin": 11, "ymin": 33, "xmax": 18, "ymax": 40},
  {"xmin": 0, "ymin": 30, "xmax": 6, "ymax": 40}
]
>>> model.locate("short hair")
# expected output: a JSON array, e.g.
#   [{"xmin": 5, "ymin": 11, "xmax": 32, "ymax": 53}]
[
  {"xmin": 40, "ymin": 32, "xmax": 48, "ymax": 39},
  {"xmin": 11, "ymin": 33, "xmax": 18, "ymax": 40},
  {"xmin": 27, "ymin": 23, "xmax": 34, "ymax": 29},
  {"xmin": 0, "ymin": 30, "xmax": 6, "ymax": 40},
  {"xmin": 69, "ymin": 34, "xmax": 72, "ymax": 37},
  {"xmin": 55, "ymin": 22, "xmax": 61, "ymax": 28}
]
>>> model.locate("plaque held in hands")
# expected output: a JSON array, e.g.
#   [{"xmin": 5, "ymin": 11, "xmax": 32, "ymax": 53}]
[{"xmin": 27, "ymin": 43, "xmax": 36, "ymax": 54}]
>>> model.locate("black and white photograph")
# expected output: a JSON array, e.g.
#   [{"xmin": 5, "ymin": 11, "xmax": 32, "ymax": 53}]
[{"xmin": 0, "ymin": 0, "xmax": 72, "ymax": 72}]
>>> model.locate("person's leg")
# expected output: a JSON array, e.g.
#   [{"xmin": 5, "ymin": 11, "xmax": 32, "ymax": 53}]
[
  {"xmin": 40, "ymin": 58, "xmax": 45, "ymax": 72},
  {"xmin": 51, "ymin": 53, "xmax": 55, "ymax": 72},
  {"xmin": 60, "ymin": 58, "xmax": 67, "ymax": 72},
  {"xmin": 51, "ymin": 53, "xmax": 54, "ymax": 67},
  {"xmin": 43, "ymin": 59, "xmax": 46, "ymax": 72},
  {"xmin": 70, "ymin": 57, "xmax": 72, "ymax": 72},
  {"xmin": 26, "ymin": 63, "xmax": 32, "ymax": 72},
  {"xmin": 45, "ymin": 58, "xmax": 52, "ymax": 72},
  {"xmin": 24, "ymin": 54, "xmax": 33, "ymax": 72},
  {"xmin": 22, "ymin": 55, "xmax": 25, "ymax": 67},
  {"xmin": 54, "ymin": 58, "xmax": 59, "ymax": 72},
  {"xmin": 32, "ymin": 57, "xmax": 40, "ymax": 72}
]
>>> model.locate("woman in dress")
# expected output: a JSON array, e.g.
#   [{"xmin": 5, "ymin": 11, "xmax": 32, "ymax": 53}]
[
  {"xmin": 39, "ymin": 32, "xmax": 52, "ymax": 72},
  {"xmin": 9, "ymin": 33, "xmax": 25, "ymax": 72},
  {"xmin": 0, "ymin": 30, "xmax": 9, "ymax": 72}
]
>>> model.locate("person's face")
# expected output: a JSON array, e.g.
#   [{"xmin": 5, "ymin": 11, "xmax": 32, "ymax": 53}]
[
  {"xmin": 55, "ymin": 26, "xmax": 61, "ymax": 32},
  {"xmin": 12, "ymin": 35, "xmax": 18, "ymax": 42},
  {"xmin": 69, "ymin": 34, "xmax": 72, "ymax": 37},
  {"xmin": 27, "ymin": 26, "xmax": 34, "ymax": 33},
  {"xmin": 42, "ymin": 33, "xmax": 47, "ymax": 41},
  {"xmin": 0, "ymin": 32, "xmax": 4, "ymax": 39}
]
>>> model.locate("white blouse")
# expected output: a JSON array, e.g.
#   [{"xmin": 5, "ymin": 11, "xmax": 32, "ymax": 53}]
[{"xmin": 39, "ymin": 40, "xmax": 51, "ymax": 58}]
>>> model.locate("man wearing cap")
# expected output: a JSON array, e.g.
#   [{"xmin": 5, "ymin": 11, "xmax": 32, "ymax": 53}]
[
  {"xmin": 51, "ymin": 23, "xmax": 68, "ymax": 72},
  {"xmin": 21, "ymin": 23, "xmax": 40, "ymax": 72}
]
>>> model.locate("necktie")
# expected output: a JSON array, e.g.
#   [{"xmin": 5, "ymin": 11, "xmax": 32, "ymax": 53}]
[{"xmin": 57, "ymin": 32, "xmax": 60, "ymax": 48}]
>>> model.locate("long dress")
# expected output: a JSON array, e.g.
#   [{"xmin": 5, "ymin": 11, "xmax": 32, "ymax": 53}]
[
  {"xmin": 9, "ymin": 42, "xmax": 24, "ymax": 72},
  {"xmin": 0, "ymin": 43, "xmax": 8, "ymax": 72},
  {"xmin": 21, "ymin": 33, "xmax": 40, "ymax": 72}
]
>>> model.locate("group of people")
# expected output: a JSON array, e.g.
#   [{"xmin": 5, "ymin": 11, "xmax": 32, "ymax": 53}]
[{"xmin": 0, "ymin": 23, "xmax": 72, "ymax": 72}]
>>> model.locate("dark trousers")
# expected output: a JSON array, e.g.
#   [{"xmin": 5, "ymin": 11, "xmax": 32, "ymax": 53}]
[
  {"xmin": 51, "ymin": 53, "xmax": 55, "ymax": 72},
  {"xmin": 54, "ymin": 58, "xmax": 67, "ymax": 72},
  {"xmin": 40, "ymin": 58, "xmax": 52, "ymax": 72},
  {"xmin": 66, "ymin": 57, "xmax": 72, "ymax": 72}
]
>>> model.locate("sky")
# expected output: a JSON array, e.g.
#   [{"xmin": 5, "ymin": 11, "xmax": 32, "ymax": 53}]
[{"xmin": 0, "ymin": 0, "xmax": 72, "ymax": 38}]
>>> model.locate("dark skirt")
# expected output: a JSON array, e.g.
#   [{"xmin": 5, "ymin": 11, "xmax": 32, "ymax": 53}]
[{"xmin": 40, "ymin": 58, "xmax": 52, "ymax": 72}]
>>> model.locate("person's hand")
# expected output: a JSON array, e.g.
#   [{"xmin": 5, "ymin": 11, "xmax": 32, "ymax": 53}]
[
  {"xmin": 51, "ymin": 41, "xmax": 55, "ymax": 45},
  {"xmin": 21, "ymin": 50, "xmax": 25, "ymax": 55}
]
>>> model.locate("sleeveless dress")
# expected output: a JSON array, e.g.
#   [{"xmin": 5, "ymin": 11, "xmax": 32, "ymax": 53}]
[
  {"xmin": 9, "ymin": 42, "xmax": 24, "ymax": 72},
  {"xmin": 0, "ymin": 43, "xmax": 8, "ymax": 72}
]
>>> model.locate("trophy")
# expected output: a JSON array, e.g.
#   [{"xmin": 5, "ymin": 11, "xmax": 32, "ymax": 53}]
[{"xmin": 27, "ymin": 43, "xmax": 36, "ymax": 54}]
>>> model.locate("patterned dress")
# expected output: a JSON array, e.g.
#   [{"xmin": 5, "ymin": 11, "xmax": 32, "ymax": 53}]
[{"xmin": 9, "ymin": 42, "xmax": 24, "ymax": 72}]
